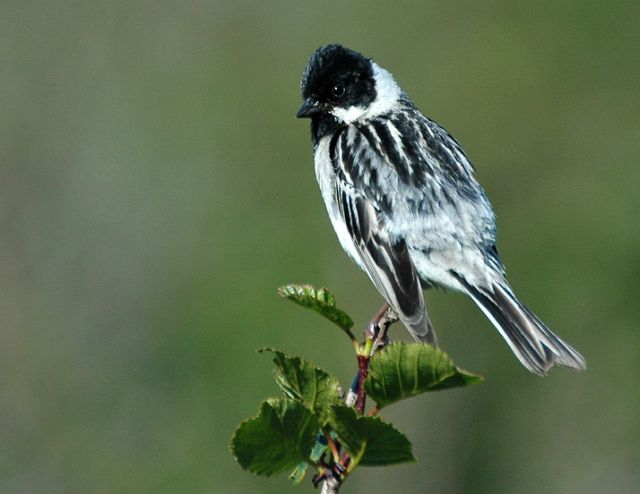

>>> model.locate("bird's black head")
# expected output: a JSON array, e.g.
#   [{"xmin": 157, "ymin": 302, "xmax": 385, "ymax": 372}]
[{"xmin": 297, "ymin": 44, "xmax": 377, "ymax": 121}]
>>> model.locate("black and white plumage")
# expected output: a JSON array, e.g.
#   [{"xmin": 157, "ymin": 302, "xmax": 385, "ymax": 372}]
[{"xmin": 297, "ymin": 44, "xmax": 586, "ymax": 375}]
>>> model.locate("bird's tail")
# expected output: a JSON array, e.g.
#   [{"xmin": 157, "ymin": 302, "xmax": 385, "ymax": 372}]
[
  {"xmin": 462, "ymin": 281, "xmax": 586, "ymax": 375},
  {"xmin": 406, "ymin": 310, "xmax": 438, "ymax": 347}
]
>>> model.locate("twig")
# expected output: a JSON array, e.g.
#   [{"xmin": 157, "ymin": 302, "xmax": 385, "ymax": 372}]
[
  {"xmin": 320, "ymin": 471, "xmax": 341, "ymax": 494},
  {"xmin": 355, "ymin": 354, "xmax": 369, "ymax": 413},
  {"xmin": 319, "ymin": 304, "xmax": 399, "ymax": 493},
  {"xmin": 356, "ymin": 304, "xmax": 398, "ymax": 413},
  {"xmin": 324, "ymin": 430, "xmax": 341, "ymax": 464}
]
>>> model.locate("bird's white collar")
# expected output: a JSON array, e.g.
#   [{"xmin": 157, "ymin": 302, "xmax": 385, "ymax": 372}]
[{"xmin": 331, "ymin": 62, "xmax": 401, "ymax": 124}]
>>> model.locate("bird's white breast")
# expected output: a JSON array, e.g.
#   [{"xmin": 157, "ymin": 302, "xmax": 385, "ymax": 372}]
[{"xmin": 313, "ymin": 135, "xmax": 366, "ymax": 270}]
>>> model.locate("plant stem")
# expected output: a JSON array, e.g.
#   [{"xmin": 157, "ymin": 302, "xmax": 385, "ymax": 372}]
[
  {"xmin": 356, "ymin": 354, "xmax": 369, "ymax": 414},
  {"xmin": 322, "ymin": 304, "xmax": 400, "ymax": 492},
  {"xmin": 324, "ymin": 430, "xmax": 341, "ymax": 464},
  {"xmin": 320, "ymin": 473, "xmax": 341, "ymax": 494}
]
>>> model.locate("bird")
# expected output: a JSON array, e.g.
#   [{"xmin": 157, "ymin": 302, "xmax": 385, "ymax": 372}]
[{"xmin": 296, "ymin": 44, "xmax": 586, "ymax": 375}]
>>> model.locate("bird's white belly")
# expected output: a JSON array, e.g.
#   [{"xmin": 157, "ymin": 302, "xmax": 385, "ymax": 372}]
[{"xmin": 409, "ymin": 245, "xmax": 499, "ymax": 292}]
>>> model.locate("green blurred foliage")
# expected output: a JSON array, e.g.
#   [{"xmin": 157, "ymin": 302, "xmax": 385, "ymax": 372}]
[{"xmin": 1, "ymin": 0, "xmax": 639, "ymax": 492}]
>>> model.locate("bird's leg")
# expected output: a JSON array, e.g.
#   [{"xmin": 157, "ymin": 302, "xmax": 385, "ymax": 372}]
[
  {"xmin": 368, "ymin": 302, "xmax": 438, "ymax": 348},
  {"xmin": 368, "ymin": 304, "xmax": 398, "ymax": 353},
  {"xmin": 366, "ymin": 303, "xmax": 391, "ymax": 338}
]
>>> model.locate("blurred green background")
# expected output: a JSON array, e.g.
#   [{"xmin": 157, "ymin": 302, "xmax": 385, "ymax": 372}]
[{"xmin": 2, "ymin": 1, "xmax": 639, "ymax": 492}]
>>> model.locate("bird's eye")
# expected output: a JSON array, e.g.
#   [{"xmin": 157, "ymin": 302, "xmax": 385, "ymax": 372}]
[{"xmin": 331, "ymin": 84, "xmax": 345, "ymax": 98}]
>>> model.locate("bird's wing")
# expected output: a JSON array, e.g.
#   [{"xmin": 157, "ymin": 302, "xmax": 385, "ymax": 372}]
[{"xmin": 331, "ymin": 133, "xmax": 433, "ymax": 343}]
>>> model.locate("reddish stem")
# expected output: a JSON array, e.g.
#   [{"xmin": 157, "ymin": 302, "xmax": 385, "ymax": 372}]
[
  {"xmin": 324, "ymin": 430, "xmax": 341, "ymax": 464},
  {"xmin": 356, "ymin": 354, "xmax": 369, "ymax": 414}
]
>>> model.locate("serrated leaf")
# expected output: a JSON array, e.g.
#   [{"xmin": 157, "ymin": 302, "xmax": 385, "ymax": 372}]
[
  {"xmin": 260, "ymin": 348, "xmax": 343, "ymax": 424},
  {"xmin": 329, "ymin": 405, "xmax": 415, "ymax": 467},
  {"xmin": 231, "ymin": 399, "xmax": 319, "ymax": 477},
  {"xmin": 365, "ymin": 342, "xmax": 483, "ymax": 409},
  {"xmin": 278, "ymin": 284, "xmax": 354, "ymax": 336}
]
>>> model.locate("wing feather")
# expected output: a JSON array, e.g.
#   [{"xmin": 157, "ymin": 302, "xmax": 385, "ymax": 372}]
[{"xmin": 332, "ymin": 130, "xmax": 434, "ymax": 343}]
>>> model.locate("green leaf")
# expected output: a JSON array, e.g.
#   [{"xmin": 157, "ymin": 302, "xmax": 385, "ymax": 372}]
[
  {"xmin": 231, "ymin": 399, "xmax": 319, "ymax": 477},
  {"xmin": 365, "ymin": 342, "xmax": 484, "ymax": 409},
  {"xmin": 278, "ymin": 284, "xmax": 354, "ymax": 337},
  {"xmin": 329, "ymin": 405, "xmax": 415, "ymax": 467},
  {"xmin": 259, "ymin": 348, "xmax": 343, "ymax": 424},
  {"xmin": 288, "ymin": 462, "xmax": 308, "ymax": 484},
  {"xmin": 289, "ymin": 433, "xmax": 329, "ymax": 484},
  {"xmin": 309, "ymin": 435, "xmax": 330, "ymax": 462}
]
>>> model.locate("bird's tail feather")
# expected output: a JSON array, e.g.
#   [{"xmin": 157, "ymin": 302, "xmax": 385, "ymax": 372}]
[
  {"xmin": 463, "ymin": 282, "xmax": 586, "ymax": 375},
  {"xmin": 406, "ymin": 311, "xmax": 438, "ymax": 347}
]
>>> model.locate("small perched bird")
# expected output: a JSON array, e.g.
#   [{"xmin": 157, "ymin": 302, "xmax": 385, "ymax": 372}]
[{"xmin": 296, "ymin": 44, "xmax": 586, "ymax": 375}]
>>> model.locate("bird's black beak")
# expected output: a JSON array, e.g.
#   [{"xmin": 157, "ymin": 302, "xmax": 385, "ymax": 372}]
[{"xmin": 296, "ymin": 98, "xmax": 322, "ymax": 118}]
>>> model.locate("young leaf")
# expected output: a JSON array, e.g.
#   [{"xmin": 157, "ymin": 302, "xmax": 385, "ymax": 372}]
[
  {"xmin": 231, "ymin": 399, "xmax": 319, "ymax": 477},
  {"xmin": 278, "ymin": 284, "xmax": 354, "ymax": 337},
  {"xmin": 259, "ymin": 348, "xmax": 343, "ymax": 424},
  {"xmin": 366, "ymin": 342, "xmax": 483, "ymax": 409},
  {"xmin": 289, "ymin": 431, "xmax": 330, "ymax": 484},
  {"xmin": 288, "ymin": 462, "xmax": 308, "ymax": 484},
  {"xmin": 329, "ymin": 405, "xmax": 415, "ymax": 467},
  {"xmin": 309, "ymin": 433, "xmax": 330, "ymax": 462}
]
